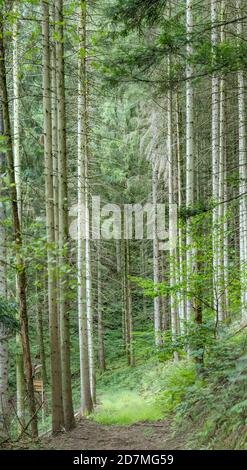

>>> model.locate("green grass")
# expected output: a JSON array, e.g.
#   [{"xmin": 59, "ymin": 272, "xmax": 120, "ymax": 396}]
[
  {"xmin": 90, "ymin": 358, "xmax": 200, "ymax": 426},
  {"xmin": 91, "ymin": 390, "xmax": 164, "ymax": 425}
]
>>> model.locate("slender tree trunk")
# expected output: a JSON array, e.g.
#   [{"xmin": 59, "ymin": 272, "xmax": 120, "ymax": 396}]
[
  {"xmin": 186, "ymin": 0, "xmax": 195, "ymax": 323},
  {"xmin": 116, "ymin": 240, "xmax": 121, "ymax": 274},
  {"xmin": 42, "ymin": 0, "xmax": 64, "ymax": 433},
  {"xmin": 193, "ymin": 260, "xmax": 204, "ymax": 369},
  {"xmin": 0, "ymin": 14, "xmax": 38, "ymax": 437},
  {"xmin": 211, "ymin": 0, "xmax": 222, "ymax": 322},
  {"xmin": 77, "ymin": 1, "xmax": 93, "ymax": 414},
  {"xmin": 51, "ymin": 2, "xmax": 59, "ymax": 245},
  {"xmin": 13, "ymin": 3, "xmax": 21, "ymax": 222},
  {"xmin": 12, "ymin": 5, "xmax": 26, "ymax": 430},
  {"xmin": 140, "ymin": 240, "xmax": 147, "ymax": 319},
  {"xmin": 124, "ymin": 240, "xmax": 134, "ymax": 366},
  {"xmin": 97, "ymin": 241, "xmax": 105, "ymax": 372},
  {"xmin": 0, "ymin": 323, "xmax": 8, "ymax": 439},
  {"xmin": 128, "ymin": 248, "xmax": 134, "ymax": 367},
  {"xmin": 121, "ymin": 251, "xmax": 126, "ymax": 344},
  {"xmin": 85, "ymin": 215, "xmax": 96, "ymax": 400},
  {"xmin": 237, "ymin": 0, "xmax": 247, "ymax": 323},
  {"xmin": 160, "ymin": 251, "xmax": 169, "ymax": 331},
  {"xmin": 152, "ymin": 164, "xmax": 162, "ymax": 345},
  {"xmin": 77, "ymin": 0, "xmax": 96, "ymax": 403},
  {"xmin": 50, "ymin": 2, "xmax": 61, "ymax": 352},
  {"xmin": 167, "ymin": 74, "xmax": 179, "ymax": 342},
  {"xmin": 219, "ymin": 0, "xmax": 228, "ymax": 321},
  {"xmin": 36, "ymin": 278, "xmax": 47, "ymax": 386},
  {"xmin": 175, "ymin": 93, "xmax": 185, "ymax": 333},
  {"xmin": 0, "ymin": 106, "xmax": 8, "ymax": 439},
  {"xmin": 54, "ymin": 0, "xmax": 75, "ymax": 430}
]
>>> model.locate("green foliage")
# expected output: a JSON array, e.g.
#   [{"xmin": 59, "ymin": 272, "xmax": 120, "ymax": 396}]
[
  {"xmin": 106, "ymin": 0, "xmax": 167, "ymax": 29},
  {"xmin": 0, "ymin": 295, "xmax": 19, "ymax": 333},
  {"xmin": 153, "ymin": 361, "xmax": 203, "ymax": 414},
  {"xmin": 174, "ymin": 332, "xmax": 247, "ymax": 449},
  {"xmin": 92, "ymin": 390, "xmax": 163, "ymax": 425}
]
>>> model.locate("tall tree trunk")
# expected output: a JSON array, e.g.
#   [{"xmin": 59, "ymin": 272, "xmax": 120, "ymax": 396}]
[
  {"xmin": 219, "ymin": 0, "xmax": 228, "ymax": 321},
  {"xmin": 175, "ymin": 93, "xmax": 185, "ymax": 333},
  {"xmin": 123, "ymin": 239, "xmax": 134, "ymax": 366},
  {"xmin": 116, "ymin": 240, "xmax": 121, "ymax": 274},
  {"xmin": 0, "ymin": 106, "xmax": 8, "ymax": 439},
  {"xmin": 51, "ymin": 2, "xmax": 59, "ymax": 245},
  {"xmin": 140, "ymin": 240, "xmax": 147, "ymax": 319},
  {"xmin": 12, "ymin": 4, "xmax": 26, "ymax": 431},
  {"xmin": 97, "ymin": 241, "xmax": 105, "ymax": 372},
  {"xmin": 121, "ymin": 253, "xmax": 126, "ymax": 344},
  {"xmin": 36, "ymin": 277, "xmax": 47, "ymax": 386},
  {"xmin": 211, "ymin": 0, "xmax": 221, "ymax": 322},
  {"xmin": 77, "ymin": 0, "xmax": 96, "ymax": 403},
  {"xmin": 50, "ymin": 1, "xmax": 61, "ymax": 355},
  {"xmin": 42, "ymin": 0, "xmax": 64, "ymax": 433},
  {"xmin": 77, "ymin": 1, "xmax": 93, "ymax": 415},
  {"xmin": 237, "ymin": 0, "xmax": 247, "ymax": 323},
  {"xmin": 55, "ymin": 0, "xmax": 75, "ymax": 430},
  {"xmin": 0, "ymin": 13, "xmax": 38, "ymax": 438},
  {"xmin": 167, "ymin": 73, "xmax": 179, "ymax": 343},
  {"xmin": 185, "ymin": 0, "xmax": 195, "ymax": 323},
  {"xmin": 152, "ymin": 164, "xmax": 162, "ymax": 346}
]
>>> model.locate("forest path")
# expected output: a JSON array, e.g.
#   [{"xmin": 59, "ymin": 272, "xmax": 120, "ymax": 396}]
[{"xmin": 43, "ymin": 418, "xmax": 185, "ymax": 450}]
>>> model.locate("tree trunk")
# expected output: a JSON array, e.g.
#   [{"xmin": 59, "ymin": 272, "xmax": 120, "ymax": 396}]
[
  {"xmin": 186, "ymin": 0, "xmax": 195, "ymax": 323},
  {"xmin": 12, "ymin": 5, "xmax": 26, "ymax": 431},
  {"xmin": 124, "ymin": 239, "xmax": 134, "ymax": 366},
  {"xmin": 0, "ymin": 13, "xmax": 38, "ymax": 438},
  {"xmin": 77, "ymin": 0, "xmax": 93, "ymax": 414},
  {"xmin": 116, "ymin": 240, "xmax": 121, "ymax": 274},
  {"xmin": 237, "ymin": 0, "xmax": 247, "ymax": 323},
  {"xmin": 0, "ymin": 106, "xmax": 8, "ymax": 439},
  {"xmin": 219, "ymin": 0, "xmax": 228, "ymax": 321},
  {"xmin": 152, "ymin": 164, "xmax": 162, "ymax": 346},
  {"xmin": 211, "ymin": 0, "xmax": 221, "ymax": 322},
  {"xmin": 97, "ymin": 241, "xmax": 106, "ymax": 372},
  {"xmin": 55, "ymin": 0, "xmax": 75, "ymax": 430},
  {"xmin": 36, "ymin": 278, "xmax": 47, "ymax": 386},
  {"xmin": 42, "ymin": 0, "xmax": 64, "ymax": 433},
  {"xmin": 175, "ymin": 93, "xmax": 185, "ymax": 333},
  {"xmin": 167, "ymin": 74, "xmax": 179, "ymax": 343},
  {"xmin": 140, "ymin": 240, "xmax": 147, "ymax": 319}
]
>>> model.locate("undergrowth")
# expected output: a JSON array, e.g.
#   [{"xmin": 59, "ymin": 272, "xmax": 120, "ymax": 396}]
[
  {"xmin": 91, "ymin": 358, "xmax": 200, "ymax": 426},
  {"xmin": 92, "ymin": 327, "xmax": 247, "ymax": 449}
]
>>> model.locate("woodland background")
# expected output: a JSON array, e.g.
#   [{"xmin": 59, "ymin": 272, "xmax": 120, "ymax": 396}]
[{"xmin": 0, "ymin": 0, "xmax": 247, "ymax": 450}]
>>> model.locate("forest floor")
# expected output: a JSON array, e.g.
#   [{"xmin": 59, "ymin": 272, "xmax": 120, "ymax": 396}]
[{"xmin": 41, "ymin": 417, "xmax": 186, "ymax": 450}]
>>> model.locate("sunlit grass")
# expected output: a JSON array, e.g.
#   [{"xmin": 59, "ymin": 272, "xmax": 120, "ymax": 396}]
[{"xmin": 91, "ymin": 390, "xmax": 164, "ymax": 425}]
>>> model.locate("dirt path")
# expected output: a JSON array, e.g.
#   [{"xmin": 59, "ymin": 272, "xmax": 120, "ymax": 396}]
[{"xmin": 42, "ymin": 418, "xmax": 185, "ymax": 450}]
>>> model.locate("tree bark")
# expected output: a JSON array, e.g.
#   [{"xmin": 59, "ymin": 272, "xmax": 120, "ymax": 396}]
[
  {"xmin": 211, "ymin": 0, "xmax": 221, "ymax": 321},
  {"xmin": 97, "ymin": 241, "xmax": 105, "ymax": 372},
  {"xmin": 167, "ymin": 71, "xmax": 179, "ymax": 342},
  {"xmin": 219, "ymin": 0, "xmax": 228, "ymax": 321},
  {"xmin": 55, "ymin": 0, "xmax": 75, "ymax": 430},
  {"xmin": 42, "ymin": 0, "xmax": 64, "ymax": 433},
  {"xmin": 77, "ymin": 0, "xmax": 93, "ymax": 414},
  {"xmin": 186, "ymin": 0, "xmax": 195, "ymax": 323},
  {"xmin": 175, "ymin": 93, "xmax": 185, "ymax": 333},
  {"xmin": 152, "ymin": 164, "xmax": 162, "ymax": 346},
  {"xmin": 36, "ymin": 277, "xmax": 47, "ymax": 386},
  {"xmin": 0, "ymin": 106, "xmax": 8, "ymax": 439},
  {"xmin": 237, "ymin": 0, "xmax": 247, "ymax": 323},
  {"xmin": 0, "ymin": 12, "xmax": 38, "ymax": 438},
  {"xmin": 12, "ymin": 3, "xmax": 26, "ymax": 431}
]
